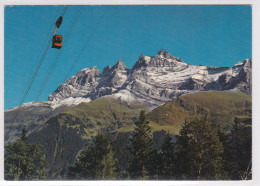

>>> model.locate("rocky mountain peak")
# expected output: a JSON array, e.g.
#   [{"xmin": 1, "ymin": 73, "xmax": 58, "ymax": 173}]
[
  {"xmin": 233, "ymin": 58, "xmax": 252, "ymax": 68},
  {"xmin": 132, "ymin": 50, "xmax": 186, "ymax": 70},
  {"xmin": 156, "ymin": 49, "xmax": 171, "ymax": 58},
  {"xmin": 102, "ymin": 59, "xmax": 128, "ymax": 77},
  {"xmin": 244, "ymin": 59, "xmax": 252, "ymax": 68},
  {"xmin": 156, "ymin": 49, "xmax": 184, "ymax": 62},
  {"xmin": 75, "ymin": 66, "xmax": 100, "ymax": 79},
  {"xmin": 112, "ymin": 59, "xmax": 128, "ymax": 71},
  {"xmin": 132, "ymin": 54, "xmax": 150, "ymax": 70}
]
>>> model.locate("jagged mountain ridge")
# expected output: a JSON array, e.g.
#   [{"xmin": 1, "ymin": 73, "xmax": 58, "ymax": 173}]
[
  {"xmin": 49, "ymin": 49, "xmax": 252, "ymax": 109},
  {"xmin": 4, "ymin": 49, "xmax": 252, "ymax": 144}
]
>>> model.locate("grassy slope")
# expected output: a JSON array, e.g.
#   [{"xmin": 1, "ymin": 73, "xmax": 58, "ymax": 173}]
[
  {"xmin": 56, "ymin": 97, "xmax": 147, "ymax": 139},
  {"xmin": 119, "ymin": 91, "xmax": 252, "ymax": 134}
]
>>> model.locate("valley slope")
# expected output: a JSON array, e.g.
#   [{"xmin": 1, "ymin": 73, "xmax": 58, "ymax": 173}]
[{"xmin": 27, "ymin": 91, "xmax": 251, "ymax": 179}]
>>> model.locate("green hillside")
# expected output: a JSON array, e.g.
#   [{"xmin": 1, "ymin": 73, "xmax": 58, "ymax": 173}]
[
  {"xmin": 60, "ymin": 97, "xmax": 147, "ymax": 139},
  {"xmin": 27, "ymin": 91, "xmax": 251, "ymax": 179},
  {"xmin": 28, "ymin": 97, "xmax": 147, "ymax": 178},
  {"xmin": 146, "ymin": 91, "xmax": 252, "ymax": 134}
]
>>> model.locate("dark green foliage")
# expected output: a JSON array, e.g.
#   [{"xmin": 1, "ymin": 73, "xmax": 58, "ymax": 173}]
[
  {"xmin": 175, "ymin": 119, "xmax": 224, "ymax": 180},
  {"xmin": 110, "ymin": 132, "xmax": 131, "ymax": 174},
  {"xmin": 117, "ymin": 170, "xmax": 130, "ymax": 179},
  {"xmin": 27, "ymin": 117, "xmax": 86, "ymax": 179},
  {"xmin": 159, "ymin": 132, "xmax": 176, "ymax": 179},
  {"xmin": 5, "ymin": 129, "xmax": 47, "ymax": 180},
  {"xmin": 152, "ymin": 130, "xmax": 168, "ymax": 149},
  {"xmin": 147, "ymin": 149, "xmax": 160, "ymax": 179},
  {"xmin": 68, "ymin": 132, "xmax": 118, "ymax": 180},
  {"xmin": 128, "ymin": 110, "xmax": 153, "ymax": 179},
  {"xmin": 221, "ymin": 118, "xmax": 252, "ymax": 180},
  {"xmin": 20, "ymin": 127, "xmax": 27, "ymax": 141}
]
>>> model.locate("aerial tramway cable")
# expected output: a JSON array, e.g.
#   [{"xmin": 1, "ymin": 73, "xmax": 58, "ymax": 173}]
[
  {"xmin": 18, "ymin": 6, "xmax": 67, "ymax": 107},
  {"xmin": 61, "ymin": 6, "xmax": 110, "ymax": 106},
  {"xmin": 11, "ymin": 6, "xmax": 108, "ymax": 125},
  {"xmin": 35, "ymin": 7, "xmax": 84, "ymax": 101},
  {"xmin": 11, "ymin": 6, "xmax": 67, "ymax": 124},
  {"xmin": 63, "ymin": 6, "xmax": 110, "ymax": 83}
]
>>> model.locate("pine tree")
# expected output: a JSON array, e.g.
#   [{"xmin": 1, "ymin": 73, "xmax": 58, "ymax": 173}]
[
  {"xmin": 216, "ymin": 128, "xmax": 231, "ymax": 179},
  {"xmin": 175, "ymin": 119, "xmax": 224, "ymax": 180},
  {"xmin": 159, "ymin": 132, "xmax": 175, "ymax": 179},
  {"xmin": 223, "ymin": 118, "xmax": 252, "ymax": 180},
  {"xmin": 4, "ymin": 128, "xmax": 47, "ymax": 180},
  {"xmin": 149, "ymin": 149, "xmax": 162, "ymax": 180},
  {"xmin": 68, "ymin": 132, "xmax": 117, "ymax": 180},
  {"xmin": 20, "ymin": 127, "xmax": 27, "ymax": 141},
  {"xmin": 128, "ymin": 110, "xmax": 153, "ymax": 179}
]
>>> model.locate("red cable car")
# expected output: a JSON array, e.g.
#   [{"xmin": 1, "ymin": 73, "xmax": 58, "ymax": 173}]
[
  {"xmin": 52, "ymin": 16, "xmax": 63, "ymax": 49},
  {"xmin": 52, "ymin": 35, "xmax": 63, "ymax": 49}
]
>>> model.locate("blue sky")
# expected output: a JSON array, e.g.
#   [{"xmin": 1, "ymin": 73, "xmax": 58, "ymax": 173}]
[{"xmin": 4, "ymin": 5, "xmax": 252, "ymax": 110}]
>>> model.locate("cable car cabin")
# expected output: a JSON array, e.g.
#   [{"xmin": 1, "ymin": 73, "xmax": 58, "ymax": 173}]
[{"xmin": 52, "ymin": 35, "xmax": 63, "ymax": 49}]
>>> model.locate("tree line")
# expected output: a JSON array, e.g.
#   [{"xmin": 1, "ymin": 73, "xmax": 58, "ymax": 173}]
[
  {"xmin": 5, "ymin": 110, "xmax": 252, "ymax": 180},
  {"xmin": 4, "ymin": 128, "xmax": 47, "ymax": 180}
]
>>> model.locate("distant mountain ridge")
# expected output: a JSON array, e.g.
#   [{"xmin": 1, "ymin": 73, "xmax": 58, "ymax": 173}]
[
  {"xmin": 49, "ymin": 49, "xmax": 252, "ymax": 109},
  {"xmin": 4, "ymin": 49, "xmax": 252, "ymax": 144}
]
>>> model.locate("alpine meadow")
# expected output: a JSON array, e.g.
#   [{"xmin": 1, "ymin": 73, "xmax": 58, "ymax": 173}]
[{"xmin": 4, "ymin": 5, "xmax": 252, "ymax": 180}]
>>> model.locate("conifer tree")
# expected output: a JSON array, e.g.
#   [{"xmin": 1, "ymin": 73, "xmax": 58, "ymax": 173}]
[
  {"xmin": 68, "ymin": 132, "xmax": 117, "ymax": 180},
  {"xmin": 175, "ymin": 119, "xmax": 224, "ymax": 180},
  {"xmin": 20, "ymin": 127, "xmax": 27, "ymax": 141},
  {"xmin": 128, "ymin": 110, "xmax": 153, "ymax": 179},
  {"xmin": 159, "ymin": 132, "xmax": 175, "ymax": 179},
  {"xmin": 223, "ymin": 118, "xmax": 252, "ymax": 180},
  {"xmin": 5, "ymin": 128, "xmax": 47, "ymax": 180},
  {"xmin": 146, "ymin": 149, "xmax": 161, "ymax": 180}
]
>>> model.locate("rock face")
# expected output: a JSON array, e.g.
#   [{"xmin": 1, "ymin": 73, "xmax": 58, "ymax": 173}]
[
  {"xmin": 48, "ymin": 59, "xmax": 129, "ymax": 102},
  {"xmin": 4, "ymin": 102, "xmax": 71, "ymax": 143},
  {"xmin": 205, "ymin": 59, "xmax": 252, "ymax": 95},
  {"xmin": 4, "ymin": 97, "xmax": 91, "ymax": 144},
  {"xmin": 48, "ymin": 49, "xmax": 252, "ymax": 109}
]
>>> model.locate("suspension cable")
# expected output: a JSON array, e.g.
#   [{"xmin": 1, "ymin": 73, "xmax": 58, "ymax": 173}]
[
  {"xmin": 61, "ymin": 6, "xmax": 110, "ymax": 106},
  {"xmin": 17, "ymin": 6, "xmax": 67, "ymax": 107},
  {"xmin": 63, "ymin": 6, "xmax": 110, "ymax": 83},
  {"xmin": 35, "ymin": 7, "xmax": 83, "ymax": 101},
  {"xmin": 10, "ymin": 6, "xmax": 67, "ymax": 124}
]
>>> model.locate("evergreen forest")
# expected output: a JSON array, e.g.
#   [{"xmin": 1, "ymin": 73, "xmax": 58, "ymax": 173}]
[{"xmin": 5, "ymin": 109, "xmax": 252, "ymax": 180}]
